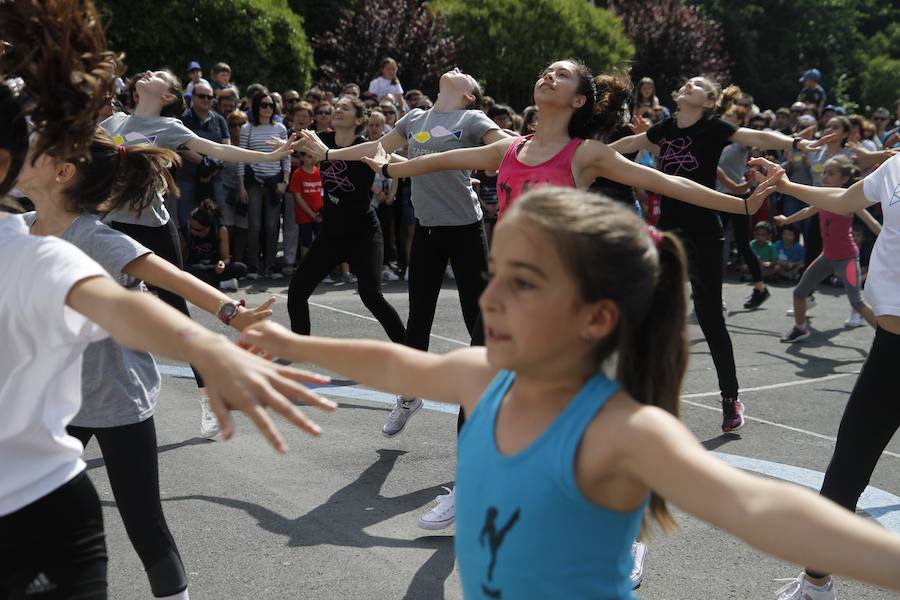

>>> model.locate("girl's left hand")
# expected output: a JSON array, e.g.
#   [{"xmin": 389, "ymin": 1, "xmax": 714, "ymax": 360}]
[
  {"xmin": 802, "ymin": 131, "xmax": 841, "ymax": 152},
  {"xmin": 745, "ymin": 163, "xmax": 784, "ymax": 214},
  {"xmin": 238, "ymin": 321, "xmax": 296, "ymax": 360},
  {"xmin": 361, "ymin": 143, "xmax": 389, "ymax": 173},
  {"xmin": 270, "ymin": 133, "xmax": 298, "ymax": 157},
  {"xmin": 230, "ymin": 296, "xmax": 277, "ymax": 331}
]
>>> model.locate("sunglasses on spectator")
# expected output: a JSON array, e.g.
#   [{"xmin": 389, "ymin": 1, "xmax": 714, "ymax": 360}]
[
  {"xmin": 381, "ymin": 109, "xmax": 396, "ymax": 115},
  {"xmin": 260, "ymin": 102, "xmax": 275, "ymax": 108},
  {"xmin": 316, "ymin": 110, "xmax": 332, "ymax": 115},
  {"xmin": 285, "ymin": 97, "xmax": 299, "ymax": 103},
  {"xmin": 193, "ymin": 94, "xmax": 214, "ymax": 100}
]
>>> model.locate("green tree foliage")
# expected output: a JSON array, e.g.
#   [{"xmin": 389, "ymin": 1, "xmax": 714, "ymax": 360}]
[
  {"xmin": 287, "ymin": 0, "xmax": 351, "ymax": 42},
  {"xmin": 688, "ymin": 0, "xmax": 899, "ymax": 111},
  {"xmin": 98, "ymin": 0, "xmax": 314, "ymax": 93},
  {"xmin": 434, "ymin": 0, "xmax": 633, "ymax": 110},
  {"xmin": 312, "ymin": 0, "xmax": 457, "ymax": 95},
  {"xmin": 610, "ymin": 0, "xmax": 730, "ymax": 108}
]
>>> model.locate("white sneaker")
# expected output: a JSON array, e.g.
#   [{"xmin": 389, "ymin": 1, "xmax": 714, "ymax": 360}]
[
  {"xmin": 381, "ymin": 397, "xmax": 423, "ymax": 437},
  {"xmin": 246, "ymin": 271, "xmax": 260, "ymax": 281},
  {"xmin": 786, "ymin": 296, "xmax": 817, "ymax": 316},
  {"xmin": 268, "ymin": 270, "xmax": 284, "ymax": 280},
  {"xmin": 199, "ymin": 398, "xmax": 220, "ymax": 439},
  {"xmin": 844, "ymin": 311, "xmax": 865, "ymax": 328},
  {"xmin": 342, "ymin": 272, "xmax": 357, "ymax": 285},
  {"xmin": 630, "ymin": 541, "xmax": 647, "ymax": 589},
  {"xmin": 417, "ymin": 486, "xmax": 455, "ymax": 530},
  {"xmin": 219, "ymin": 278, "xmax": 239, "ymax": 292},
  {"xmin": 775, "ymin": 572, "xmax": 836, "ymax": 600},
  {"xmin": 382, "ymin": 266, "xmax": 400, "ymax": 281}
]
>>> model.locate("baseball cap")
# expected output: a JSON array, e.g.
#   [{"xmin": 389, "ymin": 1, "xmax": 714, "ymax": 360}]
[
  {"xmin": 797, "ymin": 114, "xmax": 817, "ymax": 128},
  {"xmin": 799, "ymin": 69, "xmax": 821, "ymax": 82},
  {"xmin": 823, "ymin": 104, "xmax": 846, "ymax": 115},
  {"xmin": 187, "ymin": 60, "xmax": 202, "ymax": 72}
]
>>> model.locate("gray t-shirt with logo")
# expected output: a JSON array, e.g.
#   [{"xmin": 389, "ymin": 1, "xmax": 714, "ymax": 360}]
[
  {"xmin": 23, "ymin": 212, "xmax": 161, "ymax": 427},
  {"xmin": 393, "ymin": 108, "xmax": 498, "ymax": 226},
  {"xmin": 100, "ymin": 113, "xmax": 197, "ymax": 227}
]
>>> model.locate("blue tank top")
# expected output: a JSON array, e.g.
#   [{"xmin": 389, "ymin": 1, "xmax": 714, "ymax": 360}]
[{"xmin": 456, "ymin": 370, "xmax": 647, "ymax": 599}]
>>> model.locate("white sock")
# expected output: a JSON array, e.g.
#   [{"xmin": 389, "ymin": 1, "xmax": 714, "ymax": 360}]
[{"xmin": 156, "ymin": 589, "xmax": 189, "ymax": 600}]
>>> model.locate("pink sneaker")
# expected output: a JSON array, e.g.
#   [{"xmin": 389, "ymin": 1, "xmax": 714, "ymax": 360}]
[{"xmin": 721, "ymin": 397, "xmax": 745, "ymax": 433}]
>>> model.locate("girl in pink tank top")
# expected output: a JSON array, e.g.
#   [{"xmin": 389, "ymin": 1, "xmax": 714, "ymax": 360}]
[{"xmin": 497, "ymin": 135, "xmax": 583, "ymax": 215}]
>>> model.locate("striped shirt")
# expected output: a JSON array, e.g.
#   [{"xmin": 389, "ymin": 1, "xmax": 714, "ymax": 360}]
[{"xmin": 238, "ymin": 122, "xmax": 290, "ymax": 181}]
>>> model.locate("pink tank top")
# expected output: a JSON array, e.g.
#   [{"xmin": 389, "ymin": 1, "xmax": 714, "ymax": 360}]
[
  {"xmin": 497, "ymin": 135, "xmax": 583, "ymax": 217},
  {"xmin": 819, "ymin": 209, "xmax": 858, "ymax": 261}
]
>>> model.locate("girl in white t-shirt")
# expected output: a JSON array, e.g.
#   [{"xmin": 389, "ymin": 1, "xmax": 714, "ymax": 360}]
[
  {"xmin": 368, "ymin": 57, "xmax": 405, "ymax": 102},
  {"xmin": 751, "ymin": 153, "xmax": 900, "ymax": 600},
  {"xmin": 0, "ymin": 5, "xmax": 334, "ymax": 597}
]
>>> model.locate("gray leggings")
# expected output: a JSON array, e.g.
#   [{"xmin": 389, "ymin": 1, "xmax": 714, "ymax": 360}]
[{"xmin": 793, "ymin": 254, "xmax": 864, "ymax": 311}]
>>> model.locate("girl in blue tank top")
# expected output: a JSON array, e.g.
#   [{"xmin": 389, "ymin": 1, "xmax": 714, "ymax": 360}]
[{"xmin": 242, "ymin": 188, "xmax": 900, "ymax": 598}]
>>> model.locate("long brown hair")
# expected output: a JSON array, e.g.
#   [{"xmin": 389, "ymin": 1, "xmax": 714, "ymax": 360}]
[
  {"xmin": 58, "ymin": 129, "xmax": 180, "ymax": 216},
  {"xmin": 560, "ymin": 60, "xmax": 632, "ymax": 140},
  {"xmin": 0, "ymin": 0, "xmax": 122, "ymax": 166},
  {"xmin": 508, "ymin": 188, "xmax": 689, "ymax": 532},
  {"xmin": 674, "ymin": 77, "xmax": 741, "ymax": 116}
]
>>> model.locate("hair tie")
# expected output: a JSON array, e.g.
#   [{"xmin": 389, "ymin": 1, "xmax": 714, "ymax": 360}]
[
  {"xmin": 117, "ymin": 145, "xmax": 127, "ymax": 161},
  {"xmin": 647, "ymin": 225, "xmax": 663, "ymax": 248}
]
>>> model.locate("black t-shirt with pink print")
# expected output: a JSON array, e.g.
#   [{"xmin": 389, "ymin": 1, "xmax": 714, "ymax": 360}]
[
  {"xmin": 646, "ymin": 114, "xmax": 738, "ymax": 235},
  {"xmin": 318, "ymin": 131, "xmax": 378, "ymax": 232}
]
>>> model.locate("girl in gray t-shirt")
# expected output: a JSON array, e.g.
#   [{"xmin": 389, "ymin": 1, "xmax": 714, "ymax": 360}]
[
  {"xmin": 17, "ymin": 133, "xmax": 274, "ymax": 599},
  {"xmin": 101, "ymin": 69, "xmax": 294, "ymax": 433}
]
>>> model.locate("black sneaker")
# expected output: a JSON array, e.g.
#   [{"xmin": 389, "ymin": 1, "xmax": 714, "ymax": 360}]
[
  {"xmin": 781, "ymin": 325, "xmax": 810, "ymax": 343},
  {"xmin": 743, "ymin": 287, "xmax": 771, "ymax": 309}
]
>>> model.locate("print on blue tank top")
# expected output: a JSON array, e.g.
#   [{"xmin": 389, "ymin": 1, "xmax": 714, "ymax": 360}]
[{"xmin": 456, "ymin": 370, "xmax": 648, "ymax": 599}]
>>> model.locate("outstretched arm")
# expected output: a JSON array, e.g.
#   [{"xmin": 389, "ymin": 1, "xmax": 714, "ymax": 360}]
[
  {"xmin": 732, "ymin": 128, "xmax": 836, "ymax": 153},
  {"xmin": 238, "ymin": 321, "xmax": 497, "ymax": 412},
  {"xmin": 361, "ymin": 137, "xmax": 513, "ymax": 179},
  {"xmin": 750, "ymin": 157, "xmax": 873, "ymax": 214},
  {"xmin": 855, "ymin": 208, "xmax": 882, "ymax": 236},
  {"xmin": 621, "ymin": 407, "xmax": 900, "ymax": 591},
  {"xmin": 187, "ymin": 134, "xmax": 296, "ymax": 164},
  {"xmin": 774, "ymin": 206, "xmax": 819, "ymax": 227},
  {"xmin": 608, "ymin": 132, "xmax": 653, "ymax": 155},
  {"xmin": 124, "ymin": 254, "xmax": 274, "ymax": 331},
  {"xmin": 295, "ymin": 128, "xmax": 406, "ymax": 162},
  {"xmin": 67, "ymin": 277, "xmax": 336, "ymax": 452},
  {"xmin": 584, "ymin": 141, "xmax": 779, "ymax": 214}
]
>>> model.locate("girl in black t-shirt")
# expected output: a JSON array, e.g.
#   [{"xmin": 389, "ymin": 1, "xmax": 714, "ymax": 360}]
[
  {"xmin": 610, "ymin": 76, "xmax": 829, "ymax": 433},
  {"xmin": 286, "ymin": 97, "xmax": 405, "ymax": 342}
]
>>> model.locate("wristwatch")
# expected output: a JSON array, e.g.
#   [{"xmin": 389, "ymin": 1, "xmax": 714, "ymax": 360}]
[{"xmin": 217, "ymin": 299, "xmax": 246, "ymax": 325}]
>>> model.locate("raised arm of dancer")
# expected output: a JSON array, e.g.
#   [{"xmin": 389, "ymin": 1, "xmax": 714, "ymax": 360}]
[
  {"xmin": 608, "ymin": 132, "xmax": 653, "ymax": 155},
  {"xmin": 585, "ymin": 142, "xmax": 779, "ymax": 214},
  {"xmin": 238, "ymin": 321, "xmax": 497, "ymax": 412},
  {"xmin": 856, "ymin": 207, "xmax": 882, "ymax": 235},
  {"xmin": 732, "ymin": 128, "xmax": 838, "ymax": 153},
  {"xmin": 750, "ymin": 157, "xmax": 873, "ymax": 214},
  {"xmin": 296, "ymin": 128, "xmax": 407, "ymax": 162},
  {"xmin": 187, "ymin": 133, "xmax": 296, "ymax": 164},
  {"xmin": 124, "ymin": 254, "xmax": 275, "ymax": 331},
  {"xmin": 774, "ymin": 206, "xmax": 819, "ymax": 227},
  {"xmin": 361, "ymin": 137, "xmax": 514, "ymax": 178},
  {"xmin": 67, "ymin": 276, "xmax": 336, "ymax": 452},
  {"xmin": 621, "ymin": 407, "xmax": 900, "ymax": 591},
  {"xmin": 848, "ymin": 142, "xmax": 898, "ymax": 169},
  {"xmin": 717, "ymin": 167, "xmax": 751, "ymax": 195}
]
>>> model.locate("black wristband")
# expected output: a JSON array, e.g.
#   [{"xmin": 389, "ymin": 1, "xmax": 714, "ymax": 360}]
[
  {"xmin": 325, "ymin": 148, "xmax": 330, "ymax": 161},
  {"xmin": 792, "ymin": 137, "xmax": 801, "ymax": 151},
  {"xmin": 381, "ymin": 163, "xmax": 390, "ymax": 179}
]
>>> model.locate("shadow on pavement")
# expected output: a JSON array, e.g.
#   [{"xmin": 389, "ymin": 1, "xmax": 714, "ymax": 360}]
[{"xmin": 165, "ymin": 448, "xmax": 456, "ymax": 599}]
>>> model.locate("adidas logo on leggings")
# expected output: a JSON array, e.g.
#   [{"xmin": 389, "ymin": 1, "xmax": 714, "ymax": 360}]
[{"xmin": 25, "ymin": 572, "xmax": 58, "ymax": 594}]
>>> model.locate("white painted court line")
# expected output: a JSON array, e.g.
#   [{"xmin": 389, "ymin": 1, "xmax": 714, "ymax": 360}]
[
  {"xmin": 270, "ymin": 292, "xmax": 469, "ymax": 346},
  {"xmin": 682, "ymin": 372, "xmax": 856, "ymax": 399}
]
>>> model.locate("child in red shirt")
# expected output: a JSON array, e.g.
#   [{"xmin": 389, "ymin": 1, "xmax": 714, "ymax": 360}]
[{"xmin": 288, "ymin": 151, "xmax": 324, "ymax": 259}]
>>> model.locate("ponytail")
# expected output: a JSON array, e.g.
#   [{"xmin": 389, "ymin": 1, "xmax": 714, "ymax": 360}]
[
  {"xmin": 60, "ymin": 130, "xmax": 179, "ymax": 215},
  {"xmin": 0, "ymin": 0, "xmax": 122, "ymax": 165},
  {"xmin": 615, "ymin": 230, "xmax": 688, "ymax": 534},
  {"xmin": 565, "ymin": 60, "xmax": 632, "ymax": 140},
  {"xmin": 715, "ymin": 84, "xmax": 742, "ymax": 116}
]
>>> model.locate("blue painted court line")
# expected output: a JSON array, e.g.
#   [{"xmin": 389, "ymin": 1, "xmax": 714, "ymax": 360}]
[{"xmin": 159, "ymin": 363, "xmax": 899, "ymax": 532}]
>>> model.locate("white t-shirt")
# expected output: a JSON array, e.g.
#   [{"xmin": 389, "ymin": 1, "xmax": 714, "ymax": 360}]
[
  {"xmin": 862, "ymin": 154, "xmax": 900, "ymax": 317},
  {"xmin": 368, "ymin": 76, "xmax": 404, "ymax": 102},
  {"xmin": 0, "ymin": 215, "xmax": 109, "ymax": 516}
]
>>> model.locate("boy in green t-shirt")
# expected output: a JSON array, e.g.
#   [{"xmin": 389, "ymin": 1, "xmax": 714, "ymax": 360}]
[{"xmin": 745, "ymin": 221, "xmax": 779, "ymax": 281}]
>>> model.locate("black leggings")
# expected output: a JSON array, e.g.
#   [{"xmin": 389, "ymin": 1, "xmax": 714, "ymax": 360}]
[
  {"xmin": 110, "ymin": 220, "xmax": 205, "ymax": 389},
  {"xmin": 185, "ymin": 261, "xmax": 248, "ymax": 287},
  {"xmin": 287, "ymin": 222, "xmax": 406, "ymax": 342},
  {"xmin": 67, "ymin": 418, "xmax": 188, "ymax": 598},
  {"xmin": 0, "ymin": 471, "xmax": 107, "ymax": 600},
  {"xmin": 806, "ymin": 326, "xmax": 900, "ymax": 579},
  {"xmin": 721, "ymin": 212, "xmax": 762, "ymax": 283},
  {"xmin": 681, "ymin": 232, "xmax": 739, "ymax": 398},
  {"xmin": 406, "ymin": 220, "xmax": 488, "ymax": 351}
]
